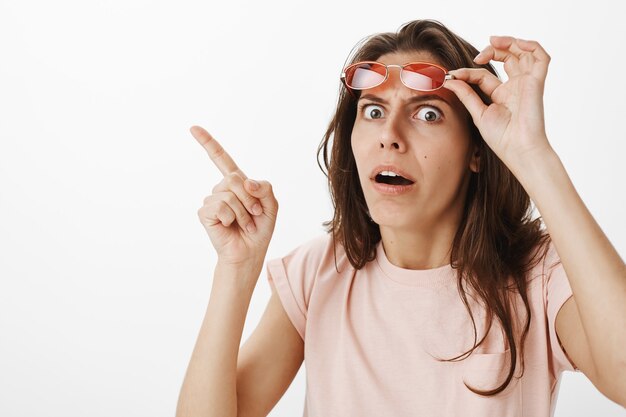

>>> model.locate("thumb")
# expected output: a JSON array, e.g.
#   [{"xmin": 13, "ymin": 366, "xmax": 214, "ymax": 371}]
[{"xmin": 244, "ymin": 179, "xmax": 278, "ymax": 214}]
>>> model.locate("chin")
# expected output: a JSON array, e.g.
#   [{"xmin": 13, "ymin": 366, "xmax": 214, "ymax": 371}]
[{"xmin": 370, "ymin": 210, "xmax": 413, "ymax": 228}]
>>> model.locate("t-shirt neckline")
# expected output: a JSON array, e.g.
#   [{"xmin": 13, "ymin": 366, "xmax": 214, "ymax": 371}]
[{"xmin": 375, "ymin": 240, "xmax": 456, "ymax": 287}]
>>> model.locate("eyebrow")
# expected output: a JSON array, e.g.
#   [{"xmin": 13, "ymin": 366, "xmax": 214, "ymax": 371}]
[{"xmin": 358, "ymin": 93, "xmax": 451, "ymax": 107}]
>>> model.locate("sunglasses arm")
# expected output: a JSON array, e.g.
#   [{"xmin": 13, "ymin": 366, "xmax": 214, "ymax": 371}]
[{"xmin": 340, "ymin": 77, "xmax": 358, "ymax": 100}]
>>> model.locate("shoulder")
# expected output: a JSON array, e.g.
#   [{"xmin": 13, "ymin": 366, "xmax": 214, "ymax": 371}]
[
  {"xmin": 274, "ymin": 233, "xmax": 351, "ymax": 274},
  {"xmin": 288, "ymin": 233, "xmax": 335, "ymax": 257},
  {"xmin": 266, "ymin": 233, "xmax": 352, "ymax": 278},
  {"xmin": 264, "ymin": 234, "xmax": 352, "ymax": 318}
]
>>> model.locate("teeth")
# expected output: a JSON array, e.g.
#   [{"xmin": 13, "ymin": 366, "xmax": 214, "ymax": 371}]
[{"xmin": 380, "ymin": 170, "xmax": 399, "ymax": 177}]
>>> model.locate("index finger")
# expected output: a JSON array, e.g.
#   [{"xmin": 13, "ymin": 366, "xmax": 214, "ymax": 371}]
[{"xmin": 189, "ymin": 125, "xmax": 247, "ymax": 179}]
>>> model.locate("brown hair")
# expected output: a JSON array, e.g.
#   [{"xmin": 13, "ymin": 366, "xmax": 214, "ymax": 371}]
[{"xmin": 316, "ymin": 19, "xmax": 553, "ymax": 396}]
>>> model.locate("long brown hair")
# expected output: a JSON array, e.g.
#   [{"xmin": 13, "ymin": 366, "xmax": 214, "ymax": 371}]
[{"xmin": 316, "ymin": 19, "xmax": 554, "ymax": 396}]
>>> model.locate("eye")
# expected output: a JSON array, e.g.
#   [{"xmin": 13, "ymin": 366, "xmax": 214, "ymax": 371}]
[
  {"xmin": 361, "ymin": 104, "xmax": 385, "ymax": 120},
  {"xmin": 416, "ymin": 106, "xmax": 442, "ymax": 122}
]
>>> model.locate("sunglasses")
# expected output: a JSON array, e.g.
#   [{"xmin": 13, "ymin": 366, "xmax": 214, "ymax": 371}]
[{"xmin": 340, "ymin": 61, "xmax": 454, "ymax": 97}]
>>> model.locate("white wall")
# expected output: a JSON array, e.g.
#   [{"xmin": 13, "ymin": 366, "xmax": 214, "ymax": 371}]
[{"xmin": 1, "ymin": 0, "xmax": 624, "ymax": 416}]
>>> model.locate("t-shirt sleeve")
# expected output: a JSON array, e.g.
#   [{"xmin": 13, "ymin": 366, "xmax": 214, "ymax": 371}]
[
  {"xmin": 265, "ymin": 235, "xmax": 330, "ymax": 341},
  {"xmin": 543, "ymin": 243, "xmax": 580, "ymax": 374}
]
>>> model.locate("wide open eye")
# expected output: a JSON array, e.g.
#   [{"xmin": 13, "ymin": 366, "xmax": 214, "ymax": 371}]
[
  {"xmin": 416, "ymin": 106, "xmax": 442, "ymax": 122},
  {"xmin": 362, "ymin": 104, "xmax": 385, "ymax": 120}
]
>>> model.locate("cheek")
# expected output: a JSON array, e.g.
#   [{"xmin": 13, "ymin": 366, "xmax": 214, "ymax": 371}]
[
  {"xmin": 422, "ymin": 142, "xmax": 471, "ymax": 183},
  {"xmin": 351, "ymin": 136, "xmax": 373, "ymax": 185},
  {"xmin": 351, "ymin": 130, "xmax": 369, "ymax": 159},
  {"xmin": 350, "ymin": 123, "xmax": 370, "ymax": 149},
  {"xmin": 425, "ymin": 124, "xmax": 472, "ymax": 160},
  {"xmin": 351, "ymin": 143, "xmax": 365, "ymax": 175}
]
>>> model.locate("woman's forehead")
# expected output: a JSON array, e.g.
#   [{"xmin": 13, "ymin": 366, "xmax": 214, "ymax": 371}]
[{"xmin": 376, "ymin": 50, "xmax": 442, "ymax": 66}]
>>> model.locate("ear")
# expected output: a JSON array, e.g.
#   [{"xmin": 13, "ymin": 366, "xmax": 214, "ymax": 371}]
[{"xmin": 469, "ymin": 145, "xmax": 480, "ymax": 173}]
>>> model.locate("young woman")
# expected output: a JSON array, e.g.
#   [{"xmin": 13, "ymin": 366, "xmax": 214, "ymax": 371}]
[{"xmin": 176, "ymin": 19, "xmax": 626, "ymax": 417}]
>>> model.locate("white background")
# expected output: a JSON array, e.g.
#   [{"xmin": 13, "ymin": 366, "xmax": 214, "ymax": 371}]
[{"xmin": 1, "ymin": 0, "xmax": 625, "ymax": 416}]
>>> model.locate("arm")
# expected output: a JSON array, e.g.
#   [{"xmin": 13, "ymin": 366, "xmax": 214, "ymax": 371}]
[
  {"xmin": 176, "ymin": 262, "xmax": 260, "ymax": 417},
  {"xmin": 445, "ymin": 36, "xmax": 626, "ymax": 406},
  {"xmin": 180, "ymin": 125, "xmax": 282, "ymax": 415},
  {"xmin": 515, "ymin": 149, "xmax": 626, "ymax": 406}
]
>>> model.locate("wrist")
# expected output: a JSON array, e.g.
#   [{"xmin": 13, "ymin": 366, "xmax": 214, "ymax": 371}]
[
  {"xmin": 214, "ymin": 259, "xmax": 264, "ymax": 290},
  {"xmin": 507, "ymin": 144, "xmax": 561, "ymax": 185},
  {"xmin": 508, "ymin": 147, "xmax": 571, "ymax": 208}
]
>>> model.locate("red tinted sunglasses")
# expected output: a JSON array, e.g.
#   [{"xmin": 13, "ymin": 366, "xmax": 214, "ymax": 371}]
[{"xmin": 340, "ymin": 61, "xmax": 454, "ymax": 97}]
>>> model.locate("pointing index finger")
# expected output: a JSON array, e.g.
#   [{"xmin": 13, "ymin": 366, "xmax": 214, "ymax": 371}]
[{"xmin": 190, "ymin": 125, "xmax": 247, "ymax": 179}]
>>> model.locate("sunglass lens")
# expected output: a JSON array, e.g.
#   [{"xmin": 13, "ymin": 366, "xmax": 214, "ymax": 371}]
[
  {"xmin": 345, "ymin": 62, "xmax": 386, "ymax": 89},
  {"xmin": 402, "ymin": 63, "xmax": 446, "ymax": 91}
]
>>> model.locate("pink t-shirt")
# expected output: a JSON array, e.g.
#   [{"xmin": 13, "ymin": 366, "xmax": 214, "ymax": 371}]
[{"xmin": 266, "ymin": 234, "xmax": 580, "ymax": 417}]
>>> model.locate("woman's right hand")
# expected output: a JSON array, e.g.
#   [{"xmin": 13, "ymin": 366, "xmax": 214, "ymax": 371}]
[{"xmin": 190, "ymin": 125, "xmax": 278, "ymax": 267}]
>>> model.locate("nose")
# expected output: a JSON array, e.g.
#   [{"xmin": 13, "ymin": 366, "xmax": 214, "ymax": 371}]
[
  {"xmin": 380, "ymin": 136, "xmax": 403, "ymax": 150},
  {"xmin": 379, "ymin": 110, "xmax": 407, "ymax": 152},
  {"xmin": 372, "ymin": 67, "xmax": 409, "ymax": 152}
]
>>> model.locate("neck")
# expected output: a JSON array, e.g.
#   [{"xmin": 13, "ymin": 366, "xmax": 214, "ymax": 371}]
[{"xmin": 379, "ymin": 223, "xmax": 457, "ymax": 270}]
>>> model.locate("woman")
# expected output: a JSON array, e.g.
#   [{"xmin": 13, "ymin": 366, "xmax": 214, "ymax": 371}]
[{"xmin": 176, "ymin": 19, "xmax": 626, "ymax": 417}]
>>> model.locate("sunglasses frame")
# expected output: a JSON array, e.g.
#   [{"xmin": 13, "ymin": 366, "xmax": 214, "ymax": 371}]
[{"xmin": 340, "ymin": 61, "xmax": 455, "ymax": 98}]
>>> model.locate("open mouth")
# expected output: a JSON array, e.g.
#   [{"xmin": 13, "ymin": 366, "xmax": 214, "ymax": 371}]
[{"xmin": 375, "ymin": 173, "xmax": 414, "ymax": 186}]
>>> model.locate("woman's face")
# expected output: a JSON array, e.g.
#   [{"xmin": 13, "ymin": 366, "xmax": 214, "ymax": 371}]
[{"xmin": 351, "ymin": 50, "xmax": 479, "ymax": 231}]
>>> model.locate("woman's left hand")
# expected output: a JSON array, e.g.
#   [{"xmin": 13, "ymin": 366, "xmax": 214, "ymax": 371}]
[{"xmin": 443, "ymin": 36, "xmax": 554, "ymax": 170}]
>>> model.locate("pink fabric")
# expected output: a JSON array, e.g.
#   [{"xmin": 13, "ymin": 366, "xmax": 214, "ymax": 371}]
[{"xmin": 266, "ymin": 234, "xmax": 579, "ymax": 417}]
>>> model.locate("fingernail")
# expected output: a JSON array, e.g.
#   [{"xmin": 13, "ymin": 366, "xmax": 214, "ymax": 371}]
[
  {"xmin": 252, "ymin": 203, "xmax": 262, "ymax": 215},
  {"xmin": 247, "ymin": 179, "xmax": 259, "ymax": 191},
  {"xmin": 246, "ymin": 222, "xmax": 256, "ymax": 233},
  {"xmin": 473, "ymin": 52, "xmax": 484, "ymax": 62}
]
